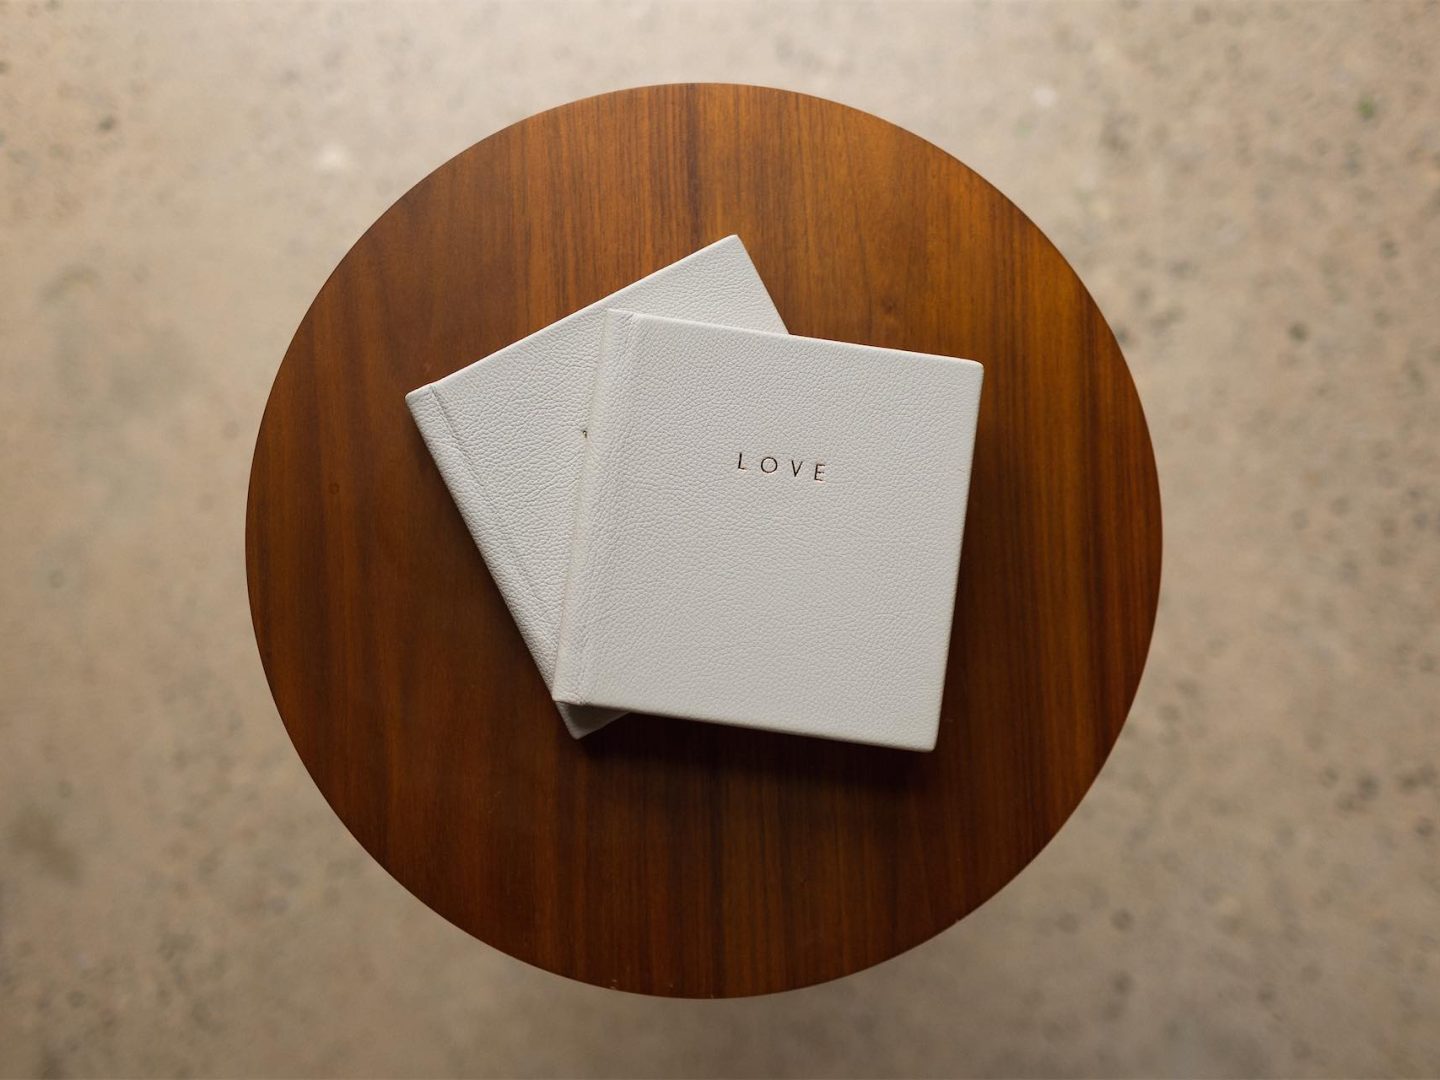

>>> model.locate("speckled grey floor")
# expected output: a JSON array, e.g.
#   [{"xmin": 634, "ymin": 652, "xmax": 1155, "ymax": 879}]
[{"xmin": 2, "ymin": 2, "xmax": 1438, "ymax": 1076}]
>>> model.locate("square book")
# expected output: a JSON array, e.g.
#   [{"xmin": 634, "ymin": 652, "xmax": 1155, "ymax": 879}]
[
  {"xmin": 552, "ymin": 312, "xmax": 984, "ymax": 751},
  {"xmin": 406, "ymin": 237, "xmax": 786, "ymax": 738}
]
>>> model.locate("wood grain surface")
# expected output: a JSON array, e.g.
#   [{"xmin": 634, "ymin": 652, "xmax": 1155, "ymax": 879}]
[{"xmin": 246, "ymin": 84, "xmax": 1162, "ymax": 997}]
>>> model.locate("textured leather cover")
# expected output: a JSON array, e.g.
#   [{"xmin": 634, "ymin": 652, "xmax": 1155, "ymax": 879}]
[
  {"xmin": 552, "ymin": 312, "xmax": 984, "ymax": 751},
  {"xmin": 406, "ymin": 238, "xmax": 786, "ymax": 737}
]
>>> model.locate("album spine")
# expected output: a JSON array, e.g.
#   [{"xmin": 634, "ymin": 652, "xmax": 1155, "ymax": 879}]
[{"xmin": 550, "ymin": 310, "xmax": 641, "ymax": 706}]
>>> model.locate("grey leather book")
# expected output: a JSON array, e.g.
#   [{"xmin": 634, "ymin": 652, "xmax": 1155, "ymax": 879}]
[
  {"xmin": 406, "ymin": 238, "xmax": 786, "ymax": 737},
  {"xmin": 552, "ymin": 312, "xmax": 984, "ymax": 751}
]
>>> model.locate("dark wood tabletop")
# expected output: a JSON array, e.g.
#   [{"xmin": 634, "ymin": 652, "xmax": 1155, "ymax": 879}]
[{"xmin": 246, "ymin": 84, "xmax": 1162, "ymax": 997}]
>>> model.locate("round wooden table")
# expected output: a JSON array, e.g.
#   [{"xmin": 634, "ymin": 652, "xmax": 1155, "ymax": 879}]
[{"xmin": 247, "ymin": 85, "xmax": 1162, "ymax": 997}]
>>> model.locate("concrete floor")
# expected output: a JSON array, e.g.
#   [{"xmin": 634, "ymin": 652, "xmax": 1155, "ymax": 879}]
[{"xmin": 2, "ymin": 1, "xmax": 1439, "ymax": 1076}]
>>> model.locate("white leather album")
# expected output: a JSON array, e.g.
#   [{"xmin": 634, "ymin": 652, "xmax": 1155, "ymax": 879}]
[
  {"xmin": 406, "ymin": 237, "xmax": 787, "ymax": 738},
  {"xmin": 551, "ymin": 312, "xmax": 984, "ymax": 751}
]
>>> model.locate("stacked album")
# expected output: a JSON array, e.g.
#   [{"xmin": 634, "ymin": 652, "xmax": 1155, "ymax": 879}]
[{"xmin": 406, "ymin": 236, "xmax": 983, "ymax": 751}]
